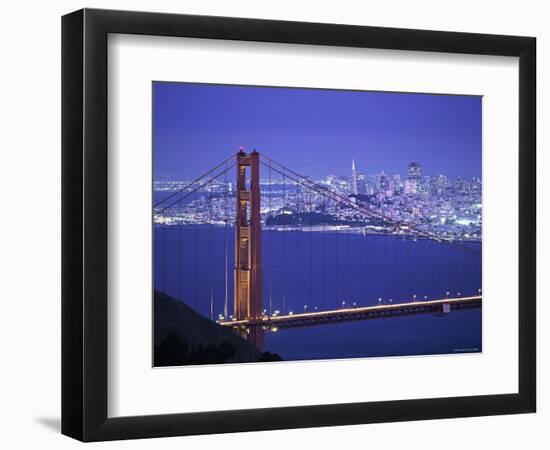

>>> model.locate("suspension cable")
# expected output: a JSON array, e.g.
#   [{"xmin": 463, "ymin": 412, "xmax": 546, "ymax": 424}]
[
  {"xmin": 153, "ymin": 153, "xmax": 236, "ymax": 210},
  {"xmin": 155, "ymin": 162, "xmax": 237, "ymax": 216}
]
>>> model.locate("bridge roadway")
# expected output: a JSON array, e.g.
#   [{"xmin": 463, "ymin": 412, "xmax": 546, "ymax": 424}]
[{"xmin": 218, "ymin": 295, "xmax": 482, "ymax": 331}]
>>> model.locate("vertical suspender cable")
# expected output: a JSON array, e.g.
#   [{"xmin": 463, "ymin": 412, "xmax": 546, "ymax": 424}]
[
  {"xmin": 263, "ymin": 159, "xmax": 272, "ymax": 311},
  {"xmin": 322, "ymin": 200, "xmax": 326, "ymax": 310},
  {"xmin": 193, "ymin": 191, "xmax": 198, "ymax": 309},
  {"xmin": 382, "ymin": 220, "xmax": 388, "ymax": 303},
  {"xmin": 360, "ymin": 225, "xmax": 364, "ymax": 306},
  {"xmin": 406, "ymin": 230, "xmax": 410, "ymax": 302},
  {"xmin": 209, "ymin": 193, "xmax": 213, "ymax": 320},
  {"xmin": 373, "ymin": 227, "xmax": 377, "ymax": 306},
  {"xmin": 282, "ymin": 168, "xmax": 286, "ymax": 314},
  {"xmin": 347, "ymin": 225, "xmax": 351, "ymax": 305},
  {"xmin": 294, "ymin": 183, "xmax": 303, "ymax": 312},
  {"xmin": 309, "ymin": 189, "xmax": 313, "ymax": 309},
  {"xmin": 431, "ymin": 237, "xmax": 436, "ymax": 301},
  {"xmin": 455, "ymin": 242, "xmax": 459, "ymax": 297},
  {"xmin": 163, "ymin": 211, "xmax": 167, "ymax": 294},
  {"xmin": 335, "ymin": 218, "xmax": 339, "ymax": 307},
  {"xmin": 177, "ymin": 195, "xmax": 182, "ymax": 302},
  {"xmin": 443, "ymin": 238, "xmax": 447, "ymax": 298},
  {"xmin": 268, "ymin": 163, "xmax": 273, "ymax": 315},
  {"xmin": 160, "ymin": 211, "xmax": 165, "ymax": 294}
]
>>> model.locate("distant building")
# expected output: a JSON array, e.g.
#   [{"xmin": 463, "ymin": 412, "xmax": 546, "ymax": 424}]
[
  {"xmin": 470, "ymin": 177, "xmax": 482, "ymax": 193},
  {"xmin": 357, "ymin": 173, "xmax": 366, "ymax": 194},
  {"xmin": 378, "ymin": 172, "xmax": 390, "ymax": 193},
  {"xmin": 407, "ymin": 162, "xmax": 422, "ymax": 194},
  {"xmin": 420, "ymin": 176, "xmax": 431, "ymax": 195},
  {"xmin": 364, "ymin": 182, "xmax": 375, "ymax": 195},
  {"xmin": 403, "ymin": 179, "xmax": 412, "ymax": 195},
  {"xmin": 391, "ymin": 174, "xmax": 401, "ymax": 194},
  {"xmin": 434, "ymin": 174, "xmax": 447, "ymax": 195},
  {"xmin": 351, "ymin": 159, "xmax": 359, "ymax": 195}
]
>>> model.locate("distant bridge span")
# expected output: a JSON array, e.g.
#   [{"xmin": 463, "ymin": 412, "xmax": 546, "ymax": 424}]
[{"xmin": 218, "ymin": 295, "xmax": 482, "ymax": 331}]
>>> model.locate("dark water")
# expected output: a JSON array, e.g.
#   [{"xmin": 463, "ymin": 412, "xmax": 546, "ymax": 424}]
[{"xmin": 154, "ymin": 224, "xmax": 482, "ymax": 361}]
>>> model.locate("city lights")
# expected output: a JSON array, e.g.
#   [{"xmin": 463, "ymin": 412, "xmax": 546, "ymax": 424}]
[{"xmin": 154, "ymin": 159, "xmax": 482, "ymax": 244}]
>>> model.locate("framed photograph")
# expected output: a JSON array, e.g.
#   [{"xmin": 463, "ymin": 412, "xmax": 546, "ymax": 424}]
[{"xmin": 62, "ymin": 8, "xmax": 536, "ymax": 441}]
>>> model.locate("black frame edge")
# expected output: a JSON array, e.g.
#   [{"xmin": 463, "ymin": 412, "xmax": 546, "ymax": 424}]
[
  {"xmin": 61, "ymin": 8, "xmax": 537, "ymax": 442},
  {"xmin": 517, "ymin": 37, "xmax": 537, "ymax": 413},
  {"xmin": 61, "ymin": 9, "xmax": 85, "ymax": 441},
  {"xmin": 91, "ymin": 393, "xmax": 530, "ymax": 441},
  {"xmin": 82, "ymin": 7, "xmax": 110, "ymax": 441}
]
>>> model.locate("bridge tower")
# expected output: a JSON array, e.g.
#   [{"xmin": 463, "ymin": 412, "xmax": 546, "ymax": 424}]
[{"xmin": 234, "ymin": 149, "xmax": 264, "ymax": 349}]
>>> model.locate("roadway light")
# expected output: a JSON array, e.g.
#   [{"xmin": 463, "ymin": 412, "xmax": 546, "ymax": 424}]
[
  {"xmin": 457, "ymin": 292, "xmax": 461, "ymax": 297},
  {"xmin": 378, "ymin": 298, "xmax": 382, "ymax": 305},
  {"xmin": 478, "ymin": 288, "xmax": 482, "ymax": 294},
  {"xmin": 413, "ymin": 294, "xmax": 417, "ymax": 301},
  {"xmin": 424, "ymin": 295, "xmax": 428, "ymax": 300},
  {"xmin": 446, "ymin": 291, "xmax": 450, "ymax": 298},
  {"xmin": 389, "ymin": 299, "xmax": 393, "ymax": 303},
  {"xmin": 304, "ymin": 305, "xmax": 308, "ymax": 312}
]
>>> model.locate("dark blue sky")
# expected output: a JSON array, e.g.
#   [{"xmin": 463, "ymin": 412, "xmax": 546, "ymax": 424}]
[{"xmin": 153, "ymin": 82, "xmax": 481, "ymax": 180}]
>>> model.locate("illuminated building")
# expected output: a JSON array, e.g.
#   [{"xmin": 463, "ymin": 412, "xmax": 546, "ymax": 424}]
[
  {"xmin": 407, "ymin": 162, "xmax": 422, "ymax": 194},
  {"xmin": 351, "ymin": 159, "xmax": 359, "ymax": 195}
]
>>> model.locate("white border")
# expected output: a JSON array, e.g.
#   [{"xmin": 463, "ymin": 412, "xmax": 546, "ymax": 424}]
[{"xmin": 107, "ymin": 34, "xmax": 519, "ymax": 417}]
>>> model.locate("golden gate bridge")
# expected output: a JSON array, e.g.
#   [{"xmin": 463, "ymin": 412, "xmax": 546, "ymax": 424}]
[{"xmin": 154, "ymin": 149, "xmax": 482, "ymax": 351}]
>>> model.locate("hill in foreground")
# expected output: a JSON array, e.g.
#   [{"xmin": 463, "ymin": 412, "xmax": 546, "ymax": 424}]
[{"xmin": 154, "ymin": 290, "xmax": 281, "ymax": 366}]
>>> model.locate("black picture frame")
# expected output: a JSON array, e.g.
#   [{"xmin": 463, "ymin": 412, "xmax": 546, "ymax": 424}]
[{"xmin": 62, "ymin": 8, "xmax": 536, "ymax": 442}]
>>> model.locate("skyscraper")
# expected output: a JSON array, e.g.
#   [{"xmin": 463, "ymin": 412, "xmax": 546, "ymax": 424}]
[
  {"xmin": 434, "ymin": 174, "xmax": 447, "ymax": 195},
  {"xmin": 351, "ymin": 159, "xmax": 359, "ymax": 195},
  {"xmin": 392, "ymin": 174, "xmax": 401, "ymax": 193},
  {"xmin": 407, "ymin": 162, "xmax": 422, "ymax": 194},
  {"xmin": 357, "ymin": 173, "xmax": 366, "ymax": 194},
  {"xmin": 378, "ymin": 172, "xmax": 390, "ymax": 192}
]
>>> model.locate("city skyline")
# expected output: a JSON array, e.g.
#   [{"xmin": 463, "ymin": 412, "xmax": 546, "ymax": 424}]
[
  {"xmin": 153, "ymin": 82, "xmax": 482, "ymax": 181},
  {"xmin": 154, "ymin": 158, "xmax": 480, "ymax": 188},
  {"xmin": 155, "ymin": 154, "xmax": 482, "ymax": 243},
  {"xmin": 155, "ymin": 156, "xmax": 481, "ymax": 185}
]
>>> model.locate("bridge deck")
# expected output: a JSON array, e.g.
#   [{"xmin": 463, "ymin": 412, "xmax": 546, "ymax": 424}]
[{"xmin": 218, "ymin": 296, "xmax": 482, "ymax": 330}]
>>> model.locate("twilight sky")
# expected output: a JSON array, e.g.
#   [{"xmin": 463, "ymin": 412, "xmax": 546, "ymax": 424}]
[{"xmin": 153, "ymin": 82, "xmax": 481, "ymax": 181}]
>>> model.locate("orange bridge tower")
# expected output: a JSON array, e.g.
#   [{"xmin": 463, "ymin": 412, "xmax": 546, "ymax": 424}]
[{"xmin": 234, "ymin": 149, "xmax": 264, "ymax": 349}]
